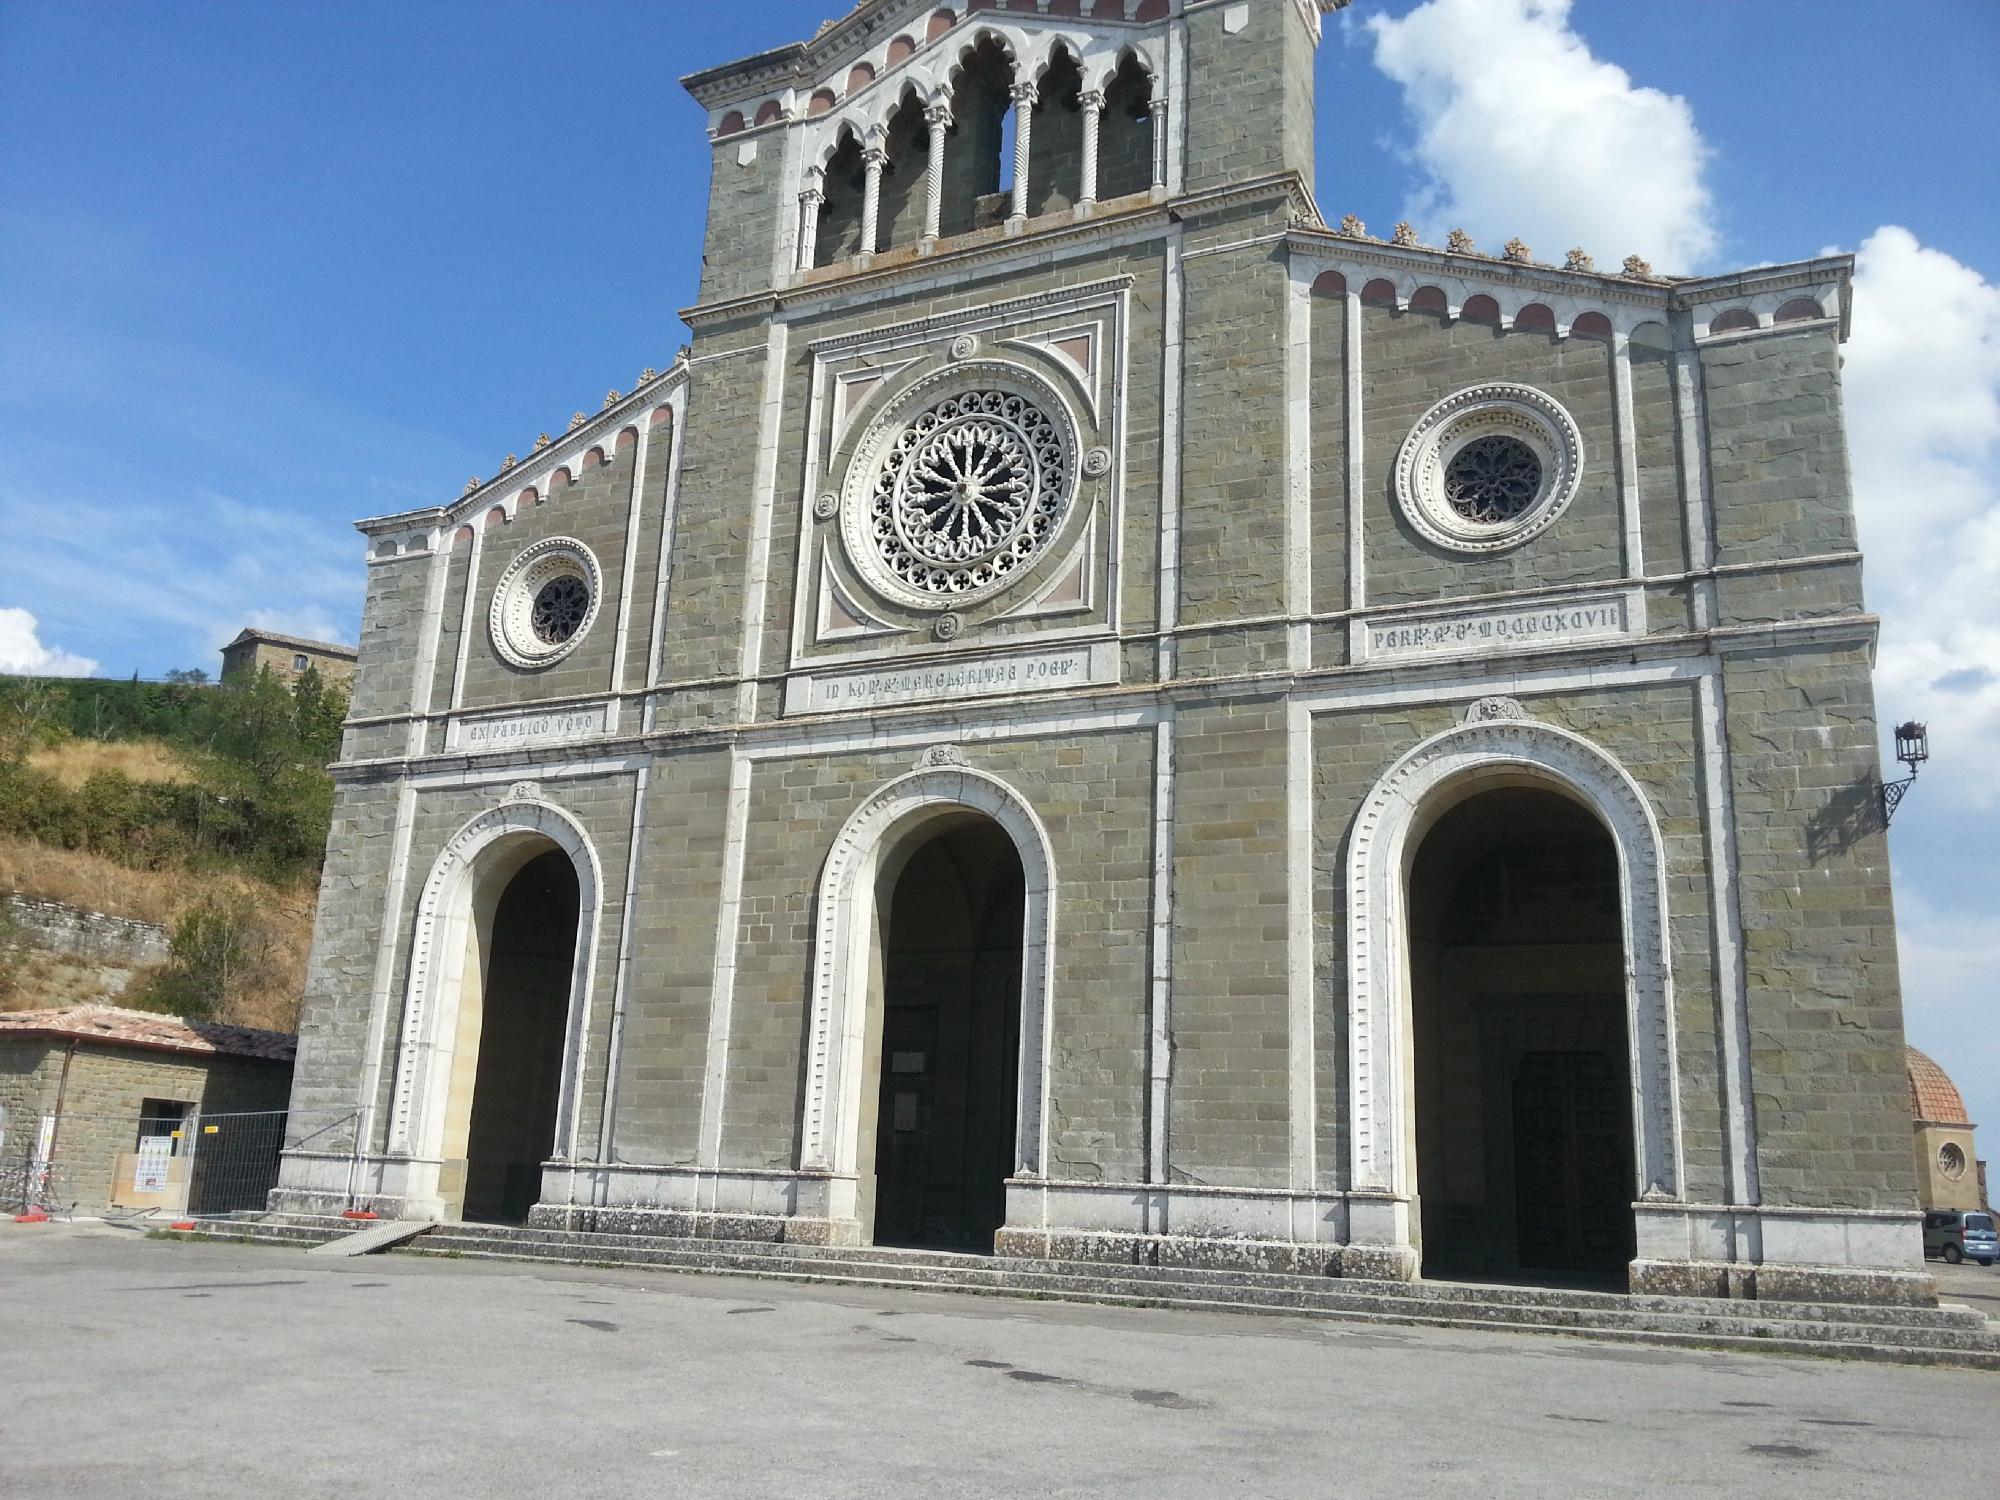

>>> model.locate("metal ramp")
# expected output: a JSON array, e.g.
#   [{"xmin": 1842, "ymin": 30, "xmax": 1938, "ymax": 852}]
[{"xmin": 305, "ymin": 1219, "xmax": 439, "ymax": 1258}]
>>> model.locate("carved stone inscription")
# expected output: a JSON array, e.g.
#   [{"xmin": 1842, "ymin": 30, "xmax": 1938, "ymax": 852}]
[
  {"xmin": 447, "ymin": 702, "xmax": 611, "ymax": 752},
  {"xmin": 785, "ymin": 642, "xmax": 1116, "ymax": 715},
  {"xmin": 1363, "ymin": 593, "xmax": 1633, "ymax": 661}
]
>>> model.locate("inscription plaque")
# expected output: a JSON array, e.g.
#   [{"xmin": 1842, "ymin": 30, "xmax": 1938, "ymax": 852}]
[
  {"xmin": 1361, "ymin": 592, "xmax": 1637, "ymax": 661},
  {"xmin": 784, "ymin": 641, "xmax": 1118, "ymax": 715},
  {"xmin": 447, "ymin": 702, "xmax": 612, "ymax": 752}
]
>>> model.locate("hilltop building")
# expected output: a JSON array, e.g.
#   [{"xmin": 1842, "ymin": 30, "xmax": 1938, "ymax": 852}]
[
  {"xmin": 220, "ymin": 629, "xmax": 358, "ymax": 687},
  {"xmin": 273, "ymin": 0, "xmax": 1926, "ymax": 1303}
]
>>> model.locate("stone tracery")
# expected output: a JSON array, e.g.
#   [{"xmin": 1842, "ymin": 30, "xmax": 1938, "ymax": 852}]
[{"xmin": 842, "ymin": 363, "xmax": 1081, "ymax": 610}]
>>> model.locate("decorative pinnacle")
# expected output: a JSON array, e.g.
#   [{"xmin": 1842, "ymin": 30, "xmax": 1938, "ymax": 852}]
[
  {"xmin": 534, "ymin": 433, "xmax": 552, "ymax": 451},
  {"xmin": 603, "ymin": 389, "xmax": 621, "ymax": 409},
  {"xmin": 1502, "ymin": 237, "xmax": 1533, "ymax": 264},
  {"xmin": 502, "ymin": 454, "xmax": 518, "ymax": 470},
  {"xmin": 638, "ymin": 367, "xmax": 658, "ymax": 384},
  {"xmin": 1622, "ymin": 253, "xmax": 1655, "ymax": 279},
  {"xmin": 569, "ymin": 412, "xmax": 588, "ymax": 431},
  {"xmin": 1446, "ymin": 228, "xmax": 1476, "ymax": 255},
  {"xmin": 1564, "ymin": 248, "xmax": 1594, "ymax": 272},
  {"xmin": 462, "ymin": 477, "xmax": 482, "ymax": 496},
  {"xmin": 1338, "ymin": 213, "xmax": 1368, "ymax": 238},
  {"xmin": 1392, "ymin": 221, "xmax": 1420, "ymax": 248}
]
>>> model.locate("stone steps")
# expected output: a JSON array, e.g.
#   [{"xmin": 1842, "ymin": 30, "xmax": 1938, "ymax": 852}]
[
  {"xmin": 445, "ymin": 1222, "xmax": 1987, "ymax": 1332},
  {"xmin": 398, "ymin": 1238, "xmax": 2000, "ymax": 1370},
  {"xmin": 164, "ymin": 1217, "xmax": 2000, "ymax": 1369},
  {"xmin": 403, "ymin": 1229, "xmax": 2000, "ymax": 1356}
]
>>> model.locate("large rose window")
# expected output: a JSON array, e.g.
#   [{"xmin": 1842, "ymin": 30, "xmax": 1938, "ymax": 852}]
[
  {"xmin": 842, "ymin": 367, "xmax": 1081, "ymax": 609},
  {"xmin": 874, "ymin": 389, "xmax": 1067, "ymax": 597}
]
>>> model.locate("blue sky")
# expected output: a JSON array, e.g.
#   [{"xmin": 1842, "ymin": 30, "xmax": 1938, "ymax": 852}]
[{"xmin": 2, "ymin": 0, "xmax": 1996, "ymax": 1133}]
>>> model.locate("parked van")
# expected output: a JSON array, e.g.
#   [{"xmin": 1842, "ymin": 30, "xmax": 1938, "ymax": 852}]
[{"xmin": 1923, "ymin": 1210, "xmax": 1998, "ymax": 1265}]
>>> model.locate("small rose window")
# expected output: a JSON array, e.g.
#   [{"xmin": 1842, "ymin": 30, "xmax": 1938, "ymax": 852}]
[
  {"xmin": 1394, "ymin": 384, "xmax": 1585, "ymax": 553},
  {"xmin": 531, "ymin": 575, "xmax": 591, "ymax": 646},
  {"xmin": 1445, "ymin": 435, "xmax": 1544, "ymax": 524},
  {"xmin": 490, "ymin": 538, "xmax": 603, "ymax": 669}
]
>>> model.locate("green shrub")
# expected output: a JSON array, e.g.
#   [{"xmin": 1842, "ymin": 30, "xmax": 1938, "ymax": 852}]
[
  {"xmin": 0, "ymin": 665, "xmax": 349, "ymax": 887},
  {"xmin": 134, "ymin": 897, "xmax": 273, "ymax": 1020}
]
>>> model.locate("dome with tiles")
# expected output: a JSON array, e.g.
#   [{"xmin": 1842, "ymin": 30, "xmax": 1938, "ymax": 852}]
[{"xmin": 1908, "ymin": 1047, "xmax": 1971, "ymax": 1125}]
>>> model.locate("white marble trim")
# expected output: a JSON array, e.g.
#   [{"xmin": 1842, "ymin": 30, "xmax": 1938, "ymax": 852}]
[
  {"xmin": 386, "ymin": 797, "xmax": 605, "ymax": 1175},
  {"xmin": 801, "ymin": 765, "xmax": 1057, "ymax": 1186},
  {"xmin": 1345, "ymin": 715, "xmax": 1684, "ymax": 1203}
]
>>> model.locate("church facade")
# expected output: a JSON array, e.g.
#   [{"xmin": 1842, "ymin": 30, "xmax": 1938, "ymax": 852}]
[{"xmin": 275, "ymin": 0, "xmax": 1928, "ymax": 1303}]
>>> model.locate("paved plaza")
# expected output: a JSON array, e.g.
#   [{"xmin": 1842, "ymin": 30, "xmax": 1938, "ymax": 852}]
[{"xmin": 4, "ymin": 1221, "xmax": 1995, "ymax": 1498}]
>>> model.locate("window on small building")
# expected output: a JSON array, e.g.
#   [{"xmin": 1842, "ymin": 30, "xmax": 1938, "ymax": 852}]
[
  {"xmin": 293, "ymin": 653, "xmax": 310, "ymax": 672},
  {"xmin": 137, "ymin": 1099, "xmax": 192, "ymax": 1149}
]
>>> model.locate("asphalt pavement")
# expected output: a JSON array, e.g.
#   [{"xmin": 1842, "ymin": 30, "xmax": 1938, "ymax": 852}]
[{"xmin": 3, "ymin": 1220, "xmax": 1995, "ymax": 1499}]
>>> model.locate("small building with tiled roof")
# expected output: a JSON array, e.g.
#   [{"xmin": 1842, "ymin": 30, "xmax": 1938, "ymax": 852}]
[
  {"xmin": 219, "ymin": 628, "xmax": 357, "ymax": 687},
  {"xmin": 0, "ymin": 1006, "xmax": 294, "ymax": 1215},
  {"xmin": 1908, "ymin": 1046, "xmax": 1984, "ymax": 1213}
]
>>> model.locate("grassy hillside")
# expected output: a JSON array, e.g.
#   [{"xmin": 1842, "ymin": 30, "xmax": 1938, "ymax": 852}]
[
  {"xmin": 28, "ymin": 737, "xmax": 195, "ymax": 790},
  {"xmin": 0, "ymin": 669, "xmax": 343, "ymax": 1031}
]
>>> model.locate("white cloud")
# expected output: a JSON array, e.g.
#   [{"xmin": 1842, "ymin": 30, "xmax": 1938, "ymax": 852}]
[
  {"xmin": 1363, "ymin": 0, "xmax": 1717, "ymax": 272},
  {"xmin": 0, "ymin": 606, "xmax": 97, "ymax": 677},
  {"xmin": 1843, "ymin": 226, "xmax": 2000, "ymax": 814},
  {"xmin": 0, "ymin": 485, "xmax": 363, "ymax": 679}
]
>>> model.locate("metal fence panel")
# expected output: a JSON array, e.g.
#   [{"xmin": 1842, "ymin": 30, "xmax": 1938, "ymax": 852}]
[{"xmin": 1, "ymin": 1107, "xmax": 298, "ymax": 1219}]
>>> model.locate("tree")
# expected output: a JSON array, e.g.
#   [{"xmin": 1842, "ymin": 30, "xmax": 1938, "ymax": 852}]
[
  {"xmin": 135, "ymin": 897, "xmax": 269, "ymax": 1020},
  {"xmin": 163, "ymin": 668, "xmax": 209, "ymax": 685},
  {"xmin": 0, "ymin": 677, "xmax": 67, "ymax": 769}
]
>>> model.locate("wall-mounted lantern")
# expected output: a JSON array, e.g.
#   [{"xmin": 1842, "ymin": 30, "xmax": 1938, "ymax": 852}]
[{"xmin": 1882, "ymin": 721, "xmax": 1929, "ymax": 826}]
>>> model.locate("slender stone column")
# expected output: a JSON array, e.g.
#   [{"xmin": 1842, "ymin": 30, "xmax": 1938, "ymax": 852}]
[
  {"xmin": 923, "ymin": 102, "xmax": 952, "ymax": 243},
  {"xmin": 1008, "ymin": 81, "xmax": 1038, "ymax": 226},
  {"xmin": 1151, "ymin": 96, "xmax": 1170, "ymax": 191},
  {"xmin": 1077, "ymin": 89, "xmax": 1104, "ymax": 209},
  {"xmin": 796, "ymin": 170, "xmax": 825, "ymax": 271},
  {"xmin": 860, "ymin": 143, "xmax": 886, "ymax": 257}
]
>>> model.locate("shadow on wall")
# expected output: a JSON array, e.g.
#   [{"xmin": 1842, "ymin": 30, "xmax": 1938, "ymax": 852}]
[{"xmin": 1805, "ymin": 775, "xmax": 1886, "ymax": 865}]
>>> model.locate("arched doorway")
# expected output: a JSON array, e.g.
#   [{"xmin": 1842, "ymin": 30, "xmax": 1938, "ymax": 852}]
[
  {"xmin": 1407, "ymin": 785, "xmax": 1637, "ymax": 1283},
  {"xmin": 455, "ymin": 849, "xmax": 579, "ymax": 1224},
  {"xmin": 800, "ymin": 762, "xmax": 1055, "ymax": 1252},
  {"xmin": 870, "ymin": 819, "xmax": 1024, "ymax": 1250}
]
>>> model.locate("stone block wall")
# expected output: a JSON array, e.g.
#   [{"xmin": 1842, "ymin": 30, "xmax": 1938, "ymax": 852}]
[
  {"xmin": 345, "ymin": 553, "xmax": 431, "ymax": 731},
  {"xmin": 1723, "ymin": 643, "xmax": 1910, "ymax": 1211},
  {"xmin": 452, "ymin": 440, "xmax": 646, "ymax": 713},
  {"xmin": 1183, "ymin": 0, "xmax": 1315, "ymax": 192},
  {"xmin": 1169, "ymin": 698, "xmax": 1291, "ymax": 1189},
  {"xmin": 2, "ymin": 897, "xmax": 169, "ymax": 968}
]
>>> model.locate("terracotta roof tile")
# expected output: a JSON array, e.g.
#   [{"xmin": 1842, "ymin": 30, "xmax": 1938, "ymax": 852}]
[
  {"xmin": 0, "ymin": 1005, "xmax": 295, "ymax": 1063},
  {"xmin": 1908, "ymin": 1046, "xmax": 1971, "ymax": 1125}
]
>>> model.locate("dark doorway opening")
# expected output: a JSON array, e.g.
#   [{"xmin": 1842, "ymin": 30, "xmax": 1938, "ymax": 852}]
[
  {"xmin": 873, "ymin": 820, "xmax": 1024, "ymax": 1252},
  {"xmin": 1409, "ymin": 786, "xmax": 1637, "ymax": 1284},
  {"xmin": 462, "ymin": 849, "xmax": 578, "ymax": 1225}
]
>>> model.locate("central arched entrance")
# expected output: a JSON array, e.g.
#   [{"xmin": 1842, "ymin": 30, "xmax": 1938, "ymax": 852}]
[
  {"xmin": 457, "ymin": 849, "xmax": 579, "ymax": 1224},
  {"xmin": 870, "ymin": 819, "xmax": 1024, "ymax": 1251},
  {"xmin": 1408, "ymin": 785, "xmax": 1637, "ymax": 1284},
  {"xmin": 800, "ymin": 761, "xmax": 1055, "ymax": 1253}
]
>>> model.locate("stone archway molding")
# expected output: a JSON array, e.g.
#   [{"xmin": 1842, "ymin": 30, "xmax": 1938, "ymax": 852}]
[
  {"xmin": 1345, "ymin": 706, "xmax": 1683, "ymax": 1204},
  {"xmin": 386, "ymin": 797, "xmax": 604, "ymax": 1170},
  {"xmin": 800, "ymin": 757, "xmax": 1056, "ymax": 1182}
]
